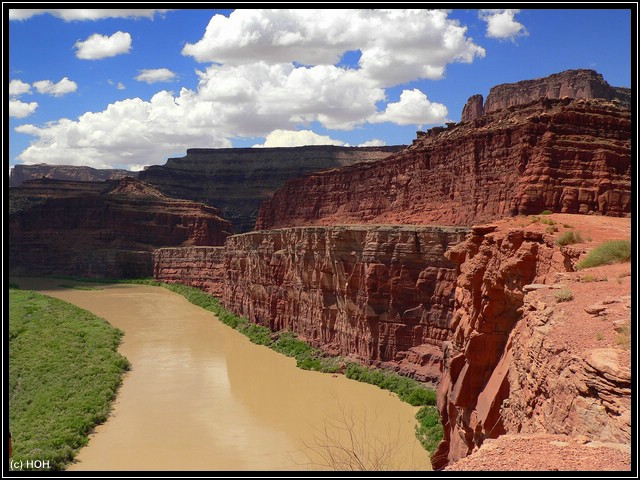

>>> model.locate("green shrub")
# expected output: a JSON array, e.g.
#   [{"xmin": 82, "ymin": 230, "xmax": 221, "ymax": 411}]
[
  {"xmin": 554, "ymin": 289, "xmax": 574, "ymax": 303},
  {"xmin": 415, "ymin": 406, "xmax": 444, "ymax": 456},
  {"xmin": 540, "ymin": 210, "xmax": 553, "ymax": 215},
  {"xmin": 540, "ymin": 218, "xmax": 555, "ymax": 226},
  {"xmin": 556, "ymin": 230, "xmax": 584, "ymax": 246},
  {"xmin": 576, "ymin": 240, "xmax": 631, "ymax": 270}
]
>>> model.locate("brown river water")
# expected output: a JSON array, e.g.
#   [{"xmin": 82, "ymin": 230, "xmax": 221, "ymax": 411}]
[{"xmin": 12, "ymin": 278, "xmax": 432, "ymax": 471}]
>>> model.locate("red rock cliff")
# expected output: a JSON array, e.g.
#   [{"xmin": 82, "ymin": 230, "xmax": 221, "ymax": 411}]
[
  {"xmin": 256, "ymin": 98, "xmax": 630, "ymax": 230},
  {"xmin": 434, "ymin": 217, "xmax": 631, "ymax": 469},
  {"xmin": 9, "ymin": 163, "xmax": 137, "ymax": 187},
  {"xmin": 222, "ymin": 225, "xmax": 468, "ymax": 381},
  {"xmin": 153, "ymin": 246, "xmax": 226, "ymax": 297},
  {"xmin": 9, "ymin": 177, "xmax": 232, "ymax": 278}
]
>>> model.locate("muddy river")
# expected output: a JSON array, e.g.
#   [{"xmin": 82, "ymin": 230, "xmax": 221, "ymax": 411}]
[{"xmin": 12, "ymin": 278, "xmax": 432, "ymax": 471}]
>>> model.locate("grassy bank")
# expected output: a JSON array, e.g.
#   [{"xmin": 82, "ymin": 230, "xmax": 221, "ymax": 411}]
[
  {"xmin": 127, "ymin": 280, "xmax": 444, "ymax": 461},
  {"xmin": 9, "ymin": 287, "xmax": 130, "ymax": 471}
]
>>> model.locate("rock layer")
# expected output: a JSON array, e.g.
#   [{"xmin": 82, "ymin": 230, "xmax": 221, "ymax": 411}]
[
  {"xmin": 257, "ymin": 98, "xmax": 630, "ymax": 230},
  {"xmin": 9, "ymin": 163, "xmax": 136, "ymax": 187},
  {"xmin": 222, "ymin": 225, "xmax": 468, "ymax": 381},
  {"xmin": 433, "ymin": 222, "xmax": 630, "ymax": 469},
  {"xmin": 153, "ymin": 246, "xmax": 226, "ymax": 297},
  {"xmin": 9, "ymin": 177, "xmax": 232, "ymax": 278},
  {"xmin": 139, "ymin": 145, "xmax": 405, "ymax": 233},
  {"xmin": 483, "ymin": 69, "xmax": 631, "ymax": 114}
]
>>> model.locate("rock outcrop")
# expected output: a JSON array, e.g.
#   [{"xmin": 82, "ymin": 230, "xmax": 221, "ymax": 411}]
[
  {"xmin": 434, "ymin": 219, "xmax": 631, "ymax": 469},
  {"xmin": 460, "ymin": 94, "xmax": 484, "ymax": 122},
  {"xmin": 482, "ymin": 69, "xmax": 631, "ymax": 115},
  {"xmin": 138, "ymin": 145, "xmax": 405, "ymax": 233},
  {"xmin": 9, "ymin": 177, "xmax": 232, "ymax": 278},
  {"xmin": 153, "ymin": 246, "xmax": 226, "ymax": 297},
  {"xmin": 9, "ymin": 163, "xmax": 136, "ymax": 187},
  {"xmin": 257, "ymin": 97, "xmax": 630, "ymax": 230},
  {"xmin": 222, "ymin": 225, "xmax": 468, "ymax": 381}
]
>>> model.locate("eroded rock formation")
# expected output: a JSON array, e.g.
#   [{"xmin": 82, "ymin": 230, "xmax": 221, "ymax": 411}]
[
  {"xmin": 9, "ymin": 163, "xmax": 137, "ymax": 187},
  {"xmin": 222, "ymin": 225, "xmax": 468, "ymax": 381},
  {"xmin": 153, "ymin": 246, "xmax": 226, "ymax": 297},
  {"xmin": 257, "ymin": 98, "xmax": 630, "ymax": 230},
  {"xmin": 433, "ymin": 221, "xmax": 630, "ymax": 469},
  {"xmin": 482, "ymin": 69, "xmax": 631, "ymax": 114},
  {"xmin": 138, "ymin": 145, "xmax": 405, "ymax": 233},
  {"xmin": 9, "ymin": 177, "xmax": 232, "ymax": 278}
]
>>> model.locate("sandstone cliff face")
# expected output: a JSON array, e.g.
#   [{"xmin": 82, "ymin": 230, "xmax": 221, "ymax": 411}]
[
  {"xmin": 9, "ymin": 178, "xmax": 232, "ymax": 278},
  {"xmin": 139, "ymin": 145, "xmax": 405, "ymax": 233},
  {"xmin": 483, "ymin": 69, "xmax": 631, "ymax": 114},
  {"xmin": 153, "ymin": 246, "xmax": 226, "ymax": 297},
  {"xmin": 257, "ymin": 98, "xmax": 630, "ymax": 230},
  {"xmin": 222, "ymin": 226, "xmax": 468, "ymax": 381},
  {"xmin": 460, "ymin": 94, "xmax": 484, "ymax": 122},
  {"xmin": 434, "ymin": 220, "xmax": 630, "ymax": 469},
  {"xmin": 9, "ymin": 163, "xmax": 136, "ymax": 187}
]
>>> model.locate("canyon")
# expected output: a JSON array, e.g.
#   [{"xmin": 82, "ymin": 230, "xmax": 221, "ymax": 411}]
[
  {"xmin": 257, "ymin": 96, "xmax": 630, "ymax": 230},
  {"xmin": 9, "ymin": 69, "xmax": 632, "ymax": 470},
  {"xmin": 138, "ymin": 145, "xmax": 405, "ymax": 233},
  {"xmin": 9, "ymin": 177, "xmax": 231, "ymax": 278},
  {"xmin": 9, "ymin": 163, "xmax": 137, "ymax": 187}
]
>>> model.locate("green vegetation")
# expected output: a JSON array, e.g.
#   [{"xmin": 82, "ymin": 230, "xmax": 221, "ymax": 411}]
[
  {"xmin": 576, "ymin": 240, "xmax": 632, "ymax": 270},
  {"xmin": 58, "ymin": 284, "xmax": 104, "ymax": 291},
  {"xmin": 9, "ymin": 289, "xmax": 130, "ymax": 470},
  {"xmin": 581, "ymin": 274, "xmax": 598, "ymax": 283},
  {"xmin": 540, "ymin": 210, "xmax": 553, "ymax": 215},
  {"xmin": 563, "ymin": 223, "xmax": 574, "ymax": 228},
  {"xmin": 540, "ymin": 217, "xmax": 555, "ymax": 226},
  {"xmin": 415, "ymin": 406, "xmax": 443, "ymax": 455},
  {"xmin": 556, "ymin": 230, "xmax": 584, "ymax": 246},
  {"xmin": 545, "ymin": 225, "xmax": 558, "ymax": 234},
  {"xmin": 554, "ymin": 289, "xmax": 574, "ymax": 303}
]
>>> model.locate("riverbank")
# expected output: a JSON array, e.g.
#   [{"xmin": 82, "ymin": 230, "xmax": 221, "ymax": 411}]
[
  {"xmin": 8, "ymin": 287, "xmax": 130, "ymax": 471},
  {"xmin": 10, "ymin": 278, "xmax": 432, "ymax": 471}
]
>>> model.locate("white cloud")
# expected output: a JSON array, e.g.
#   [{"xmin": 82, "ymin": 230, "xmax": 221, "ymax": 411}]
[
  {"xmin": 253, "ymin": 129, "xmax": 345, "ymax": 148},
  {"xmin": 183, "ymin": 9, "xmax": 485, "ymax": 87},
  {"xmin": 75, "ymin": 31, "xmax": 132, "ymax": 60},
  {"xmin": 32, "ymin": 77, "xmax": 78, "ymax": 97},
  {"xmin": 358, "ymin": 139, "xmax": 386, "ymax": 147},
  {"xmin": 14, "ymin": 10, "xmax": 483, "ymax": 169},
  {"xmin": 9, "ymin": 9, "xmax": 170, "ymax": 21},
  {"xmin": 9, "ymin": 100, "xmax": 38, "ymax": 118},
  {"xmin": 135, "ymin": 68, "xmax": 177, "ymax": 84},
  {"xmin": 479, "ymin": 9, "xmax": 528, "ymax": 40},
  {"xmin": 117, "ymin": 82, "xmax": 126, "ymax": 90},
  {"xmin": 369, "ymin": 89, "xmax": 448, "ymax": 127},
  {"xmin": 10, "ymin": 79, "xmax": 32, "ymax": 97}
]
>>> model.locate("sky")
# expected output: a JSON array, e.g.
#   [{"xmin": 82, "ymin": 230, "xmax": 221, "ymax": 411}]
[{"xmin": 5, "ymin": 7, "xmax": 634, "ymax": 172}]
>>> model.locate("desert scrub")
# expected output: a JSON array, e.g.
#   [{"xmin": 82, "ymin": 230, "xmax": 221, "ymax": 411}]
[
  {"xmin": 9, "ymin": 289, "xmax": 130, "ymax": 470},
  {"xmin": 554, "ymin": 289, "xmax": 574, "ymax": 302},
  {"xmin": 556, "ymin": 230, "xmax": 584, "ymax": 246},
  {"xmin": 415, "ymin": 406, "xmax": 443, "ymax": 455},
  {"xmin": 616, "ymin": 324, "xmax": 630, "ymax": 350},
  {"xmin": 576, "ymin": 240, "xmax": 631, "ymax": 270},
  {"xmin": 540, "ymin": 210, "xmax": 553, "ymax": 215},
  {"xmin": 545, "ymin": 225, "xmax": 558, "ymax": 234}
]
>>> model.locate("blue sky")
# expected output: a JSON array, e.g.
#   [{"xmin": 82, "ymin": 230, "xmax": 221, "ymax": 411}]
[{"xmin": 6, "ymin": 7, "xmax": 633, "ymax": 172}]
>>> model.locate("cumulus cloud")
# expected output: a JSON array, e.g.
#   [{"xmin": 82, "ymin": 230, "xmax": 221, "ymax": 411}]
[
  {"xmin": 10, "ymin": 79, "xmax": 32, "ymax": 97},
  {"xmin": 135, "ymin": 68, "xmax": 177, "ymax": 84},
  {"xmin": 358, "ymin": 139, "xmax": 386, "ymax": 147},
  {"xmin": 15, "ymin": 10, "xmax": 483, "ymax": 169},
  {"xmin": 75, "ymin": 31, "xmax": 132, "ymax": 60},
  {"xmin": 108, "ymin": 79, "xmax": 126, "ymax": 90},
  {"xmin": 32, "ymin": 77, "xmax": 78, "ymax": 96},
  {"xmin": 9, "ymin": 100, "xmax": 38, "ymax": 118},
  {"xmin": 183, "ymin": 9, "xmax": 485, "ymax": 86},
  {"xmin": 9, "ymin": 9, "xmax": 170, "ymax": 21},
  {"xmin": 253, "ymin": 129, "xmax": 345, "ymax": 148},
  {"xmin": 369, "ymin": 89, "xmax": 448, "ymax": 126},
  {"xmin": 479, "ymin": 9, "xmax": 528, "ymax": 40}
]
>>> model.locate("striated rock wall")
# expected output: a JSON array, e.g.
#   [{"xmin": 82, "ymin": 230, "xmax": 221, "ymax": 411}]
[
  {"xmin": 483, "ymin": 69, "xmax": 631, "ymax": 114},
  {"xmin": 9, "ymin": 163, "xmax": 136, "ymax": 187},
  {"xmin": 222, "ymin": 225, "xmax": 468, "ymax": 381},
  {"xmin": 139, "ymin": 145, "xmax": 405, "ymax": 233},
  {"xmin": 257, "ymin": 98, "xmax": 630, "ymax": 230},
  {"xmin": 460, "ymin": 94, "xmax": 484, "ymax": 122},
  {"xmin": 9, "ymin": 178, "xmax": 232, "ymax": 278},
  {"xmin": 153, "ymin": 246, "xmax": 226, "ymax": 297},
  {"xmin": 433, "ymin": 221, "xmax": 630, "ymax": 469}
]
